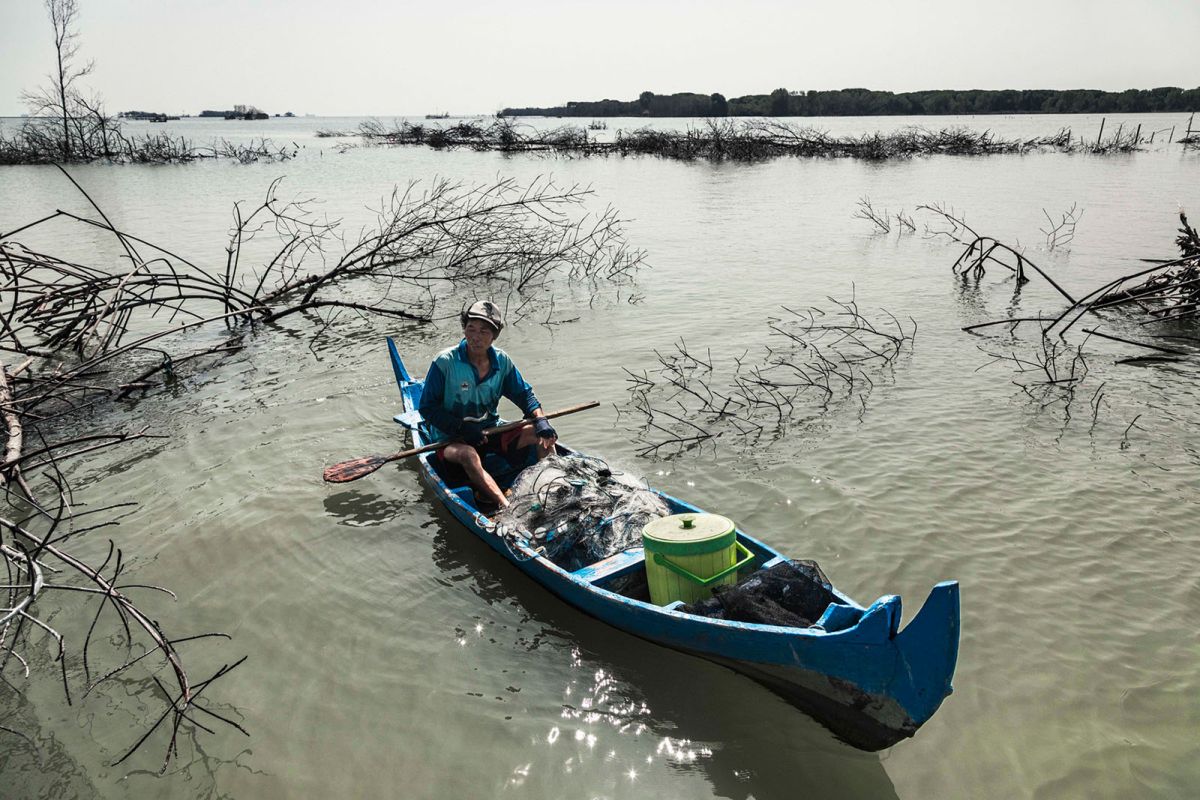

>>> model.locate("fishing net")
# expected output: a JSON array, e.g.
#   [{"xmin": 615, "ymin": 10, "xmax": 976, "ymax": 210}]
[
  {"xmin": 681, "ymin": 559, "xmax": 838, "ymax": 628},
  {"xmin": 495, "ymin": 454, "xmax": 671, "ymax": 571}
]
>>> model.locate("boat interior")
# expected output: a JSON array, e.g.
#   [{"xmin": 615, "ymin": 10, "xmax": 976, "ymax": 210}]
[
  {"xmin": 423, "ymin": 447, "xmax": 866, "ymax": 630},
  {"xmin": 390, "ymin": 341, "xmax": 874, "ymax": 632}
]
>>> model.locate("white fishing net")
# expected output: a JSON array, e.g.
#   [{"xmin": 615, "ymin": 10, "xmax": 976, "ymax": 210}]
[{"xmin": 495, "ymin": 454, "xmax": 670, "ymax": 570}]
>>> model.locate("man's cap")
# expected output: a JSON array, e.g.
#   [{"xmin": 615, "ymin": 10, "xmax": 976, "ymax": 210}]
[{"xmin": 461, "ymin": 300, "xmax": 504, "ymax": 335}]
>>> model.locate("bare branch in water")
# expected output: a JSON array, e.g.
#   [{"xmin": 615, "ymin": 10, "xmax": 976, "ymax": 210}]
[
  {"xmin": 937, "ymin": 209, "xmax": 1200, "ymax": 343},
  {"xmin": 853, "ymin": 197, "xmax": 891, "ymax": 234},
  {"xmin": 853, "ymin": 198, "xmax": 918, "ymax": 236},
  {"xmin": 341, "ymin": 117, "xmax": 1140, "ymax": 163},
  {"xmin": 623, "ymin": 290, "xmax": 915, "ymax": 458},
  {"xmin": 933, "ymin": 208, "xmax": 1200, "ymax": 430},
  {"xmin": 1041, "ymin": 204, "xmax": 1084, "ymax": 252}
]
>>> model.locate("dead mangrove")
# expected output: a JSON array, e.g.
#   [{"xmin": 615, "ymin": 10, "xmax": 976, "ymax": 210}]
[
  {"xmin": 0, "ymin": 117, "xmax": 299, "ymax": 165},
  {"xmin": 920, "ymin": 206, "xmax": 1200, "ymax": 413},
  {"xmin": 946, "ymin": 210, "xmax": 1200, "ymax": 347},
  {"xmin": 335, "ymin": 116, "xmax": 1192, "ymax": 162},
  {"xmin": 621, "ymin": 293, "xmax": 915, "ymax": 457}
]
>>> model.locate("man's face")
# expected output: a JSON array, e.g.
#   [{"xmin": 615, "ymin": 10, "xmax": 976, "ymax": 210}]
[{"xmin": 464, "ymin": 319, "xmax": 496, "ymax": 352}]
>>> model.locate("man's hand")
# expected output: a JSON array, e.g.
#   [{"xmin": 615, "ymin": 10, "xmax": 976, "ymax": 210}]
[
  {"xmin": 533, "ymin": 418, "xmax": 556, "ymax": 440},
  {"xmin": 459, "ymin": 421, "xmax": 487, "ymax": 446},
  {"xmin": 533, "ymin": 416, "xmax": 557, "ymax": 455}
]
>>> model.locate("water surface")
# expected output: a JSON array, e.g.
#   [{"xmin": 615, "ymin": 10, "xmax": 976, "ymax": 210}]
[{"xmin": 1, "ymin": 112, "xmax": 1198, "ymax": 799}]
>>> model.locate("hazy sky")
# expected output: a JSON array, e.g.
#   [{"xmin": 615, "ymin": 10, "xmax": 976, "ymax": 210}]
[{"xmin": 2, "ymin": 0, "xmax": 1197, "ymax": 116}]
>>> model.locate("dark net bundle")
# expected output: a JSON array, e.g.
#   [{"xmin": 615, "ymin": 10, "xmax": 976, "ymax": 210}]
[
  {"xmin": 495, "ymin": 454, "xmax": 670, "ymax": 570},
  {"xmin": 682, "ymin": 559, "xmax": 838, "ymax": 628}
]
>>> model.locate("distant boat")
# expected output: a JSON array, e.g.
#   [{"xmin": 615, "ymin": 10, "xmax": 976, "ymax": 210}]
[{"xmin": 425, "ymin": 112, "xmax": 450, "ymax": 119}]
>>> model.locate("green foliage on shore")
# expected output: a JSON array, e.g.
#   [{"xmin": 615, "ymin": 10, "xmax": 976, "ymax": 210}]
[{"xmin": 501, "ymin": 86, "xmax": 1200, "ymax": 118}]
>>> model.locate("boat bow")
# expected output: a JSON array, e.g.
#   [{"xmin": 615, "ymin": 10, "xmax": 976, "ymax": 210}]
[{"xmin": 888, "ymin": 580, "xmax": 960, "ymax": 729}]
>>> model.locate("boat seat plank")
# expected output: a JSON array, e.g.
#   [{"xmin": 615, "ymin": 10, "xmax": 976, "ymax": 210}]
[
  {"xmin": 393, "ymin": 409, "xmax": 423, "ymax": 430},
  {"xmin": 445, "ymin": 485, "xmax": 473, "ymax": 505},
  {"xmin": 572, "ymin": 547, "xmax": 645, "ymax": 584}
]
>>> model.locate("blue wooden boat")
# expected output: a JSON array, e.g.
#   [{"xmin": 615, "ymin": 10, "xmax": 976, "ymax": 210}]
[{"xmin": 386, "ymin": 338, "xmax": 959, "ymax": 750}]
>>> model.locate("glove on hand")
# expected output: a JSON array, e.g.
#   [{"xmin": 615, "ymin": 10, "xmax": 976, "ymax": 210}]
[
  {"xmin": 533, "ymin": 417, "xmax": 556, "ymax": 440},
  {"xmin": 459, "ymin": 421, "xmax": 487, "ymax": 446}
]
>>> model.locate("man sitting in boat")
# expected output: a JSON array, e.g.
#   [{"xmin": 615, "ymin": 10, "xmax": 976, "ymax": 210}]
[{"xmin": 418, "ymin": 300, "xmax": 557, "ymax": 511}]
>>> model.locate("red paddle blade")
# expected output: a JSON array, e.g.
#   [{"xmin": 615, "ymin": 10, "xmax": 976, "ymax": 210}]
[{"xmin": 323, "ymin": 454, "xmax": 389, "ymax": 483}]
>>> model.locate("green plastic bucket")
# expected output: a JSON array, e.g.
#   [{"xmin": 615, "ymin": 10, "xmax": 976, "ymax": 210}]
[{"xmin": 642, "ymin": 513, "xmax": 754, "ymax": 606}]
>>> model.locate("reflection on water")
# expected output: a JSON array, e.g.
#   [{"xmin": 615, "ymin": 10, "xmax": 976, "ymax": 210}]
[
  {"xmin": 322, "ymin": 488, "xmax": 414, "ymax": 527},
  {"xmin": 427, "ymin": 498, "xmax": 898, "ymax": 800}
]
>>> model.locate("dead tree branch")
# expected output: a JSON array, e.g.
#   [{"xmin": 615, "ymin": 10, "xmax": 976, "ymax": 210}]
[
  {"xmin": 1041, "ymin": 204, "xmax": 1083, "ymax": 252},
  {"xmin": 624, "ymin": 291, "xmax": 915, "ymax": 457},
  {"xmin": 937, "ymin": 210, "xmax": 1200, "ymax": 414}
]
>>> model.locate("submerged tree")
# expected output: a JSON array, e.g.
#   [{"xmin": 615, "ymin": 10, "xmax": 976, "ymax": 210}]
[
  {"xmin": 918, "ymin": 206, "xmax": 1200, "ymax": 417},
  {"xmin": 622, "ymin": 292, "xmax": 915, "ymax": 457},
  {"xmin": 939, "ymin": 210, "xmax": 1200, "ymax": 346},
  {"xmin": 345, "ymin": 117, "xmax": 1152, "ymax": 163}
]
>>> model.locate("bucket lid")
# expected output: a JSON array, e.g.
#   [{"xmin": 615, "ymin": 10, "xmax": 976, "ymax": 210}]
[{"xmin": 643, "ymin": 513, "xmax": 736, "ymax": 555}]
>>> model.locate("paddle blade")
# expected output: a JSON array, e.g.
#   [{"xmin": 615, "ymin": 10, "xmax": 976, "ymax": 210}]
[{"xmin": 323, "ymin": 454, "xmax": 390, "ymax": 483}]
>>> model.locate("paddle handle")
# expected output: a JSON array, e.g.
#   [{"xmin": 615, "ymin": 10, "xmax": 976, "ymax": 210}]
[
  {"xmin": 322, "ymin": 401, "xmax": 600, "ymax": 483},
  {"xmin": 390, "ymin": 401, "xmax": 599, "ymax": 462}
]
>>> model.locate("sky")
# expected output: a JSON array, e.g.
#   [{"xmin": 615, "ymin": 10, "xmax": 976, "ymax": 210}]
[{"xmin": 1, "ymin": 0, "xmax": 1198, "ymax": 117}]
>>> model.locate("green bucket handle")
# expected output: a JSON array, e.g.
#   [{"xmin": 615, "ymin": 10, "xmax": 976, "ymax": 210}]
[{"xmin": 652, "ymin": 541, "xmax": 755, "ymax": 587}]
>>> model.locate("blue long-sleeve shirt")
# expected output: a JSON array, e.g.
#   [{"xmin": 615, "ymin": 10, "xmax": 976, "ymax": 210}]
[{"xmin": 418, "ymin": 339, "xmax": 541, "ymax": 443}]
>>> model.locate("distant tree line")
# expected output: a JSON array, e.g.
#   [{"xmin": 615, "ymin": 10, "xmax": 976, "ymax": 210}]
[{"xmin": 501, "ymin": 87, "xmax": 1200, "ymax": 118}]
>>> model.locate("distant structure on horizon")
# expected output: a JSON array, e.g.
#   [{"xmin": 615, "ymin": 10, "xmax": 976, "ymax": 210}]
[
  {"xmin": 119, "ymin": 110, "xmax": 180, "ymax": 122},
  {"xmin": 199, "ymin": 104, "xmax": 269, "ymax": 120}
]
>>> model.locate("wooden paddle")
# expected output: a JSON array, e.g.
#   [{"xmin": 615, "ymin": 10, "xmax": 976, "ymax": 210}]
[{"xmin": 322, "ymin": 401, "xmax": 600, "ymax": 483}]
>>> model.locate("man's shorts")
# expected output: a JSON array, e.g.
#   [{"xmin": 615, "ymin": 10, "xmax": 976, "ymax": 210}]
[{"xmin": 435, "ymin": 426, "xmax": 533, "ymax": 474}]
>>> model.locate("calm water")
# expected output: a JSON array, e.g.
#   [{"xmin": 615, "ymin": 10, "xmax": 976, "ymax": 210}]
[{"xmin": 1, "ymin": 113, "xmax": 1198, "ymax": 799}]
